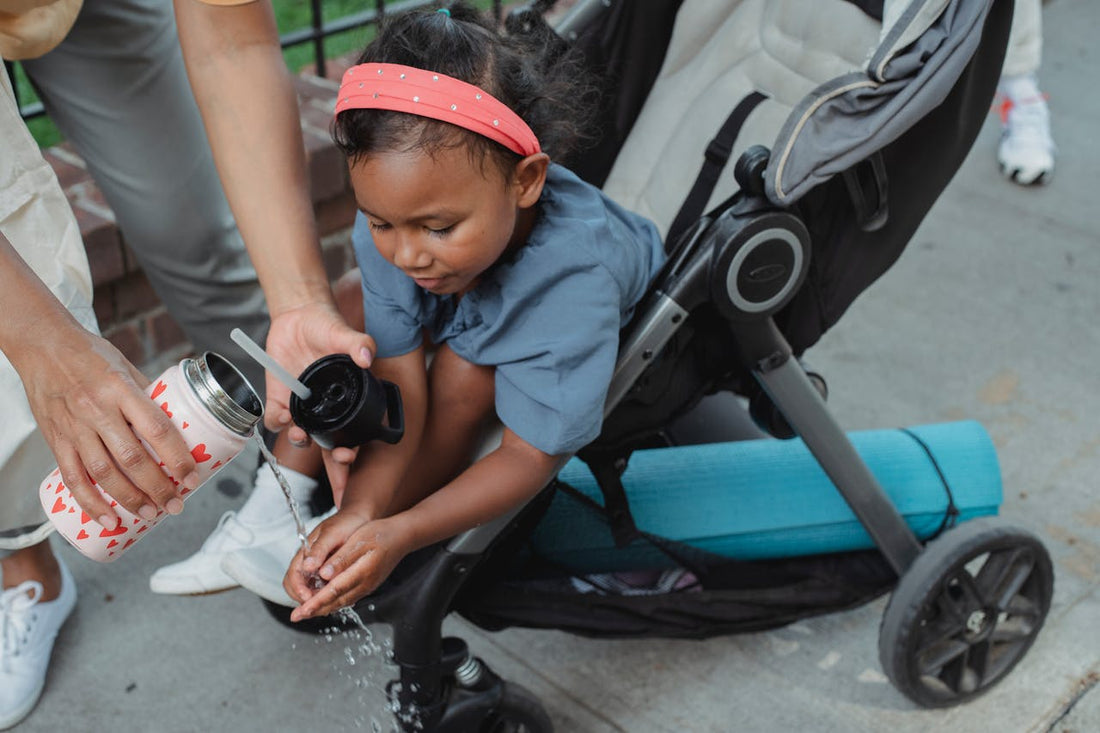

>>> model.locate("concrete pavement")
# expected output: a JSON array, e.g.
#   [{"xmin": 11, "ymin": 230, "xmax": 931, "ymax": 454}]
[{"xmin": 17, "ymin": 0, "xmax": 1100, "ymax": 730}]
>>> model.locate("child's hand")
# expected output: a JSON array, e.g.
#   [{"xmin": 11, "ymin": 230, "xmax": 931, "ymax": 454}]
[{"xmin": 285, "ymin": 511, "xmax": 411, "ymax": 622}]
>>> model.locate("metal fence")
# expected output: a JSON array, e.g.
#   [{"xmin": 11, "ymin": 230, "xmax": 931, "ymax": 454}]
[{"xmin": 6, "ymin": 0, "xmax": 503, "ymax": 122}]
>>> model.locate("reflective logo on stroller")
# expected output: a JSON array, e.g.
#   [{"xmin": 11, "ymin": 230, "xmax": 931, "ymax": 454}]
[{"xmin": 746, "ymin": 263, "xmax": 788, "ymax": 284}]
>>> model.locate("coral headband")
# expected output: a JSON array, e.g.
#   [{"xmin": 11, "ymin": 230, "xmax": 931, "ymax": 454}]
[{"xmin": 335, "ymin": 63, "xmax": 541, "ymax": 157}]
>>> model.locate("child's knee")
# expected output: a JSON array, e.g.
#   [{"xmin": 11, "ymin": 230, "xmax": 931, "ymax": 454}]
[{"xmin": 431, "ymin": 345, "xmax": 495, "ymax": 417}]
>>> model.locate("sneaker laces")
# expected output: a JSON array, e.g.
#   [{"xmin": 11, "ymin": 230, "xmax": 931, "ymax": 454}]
[
  {"xmin": 1000, "ymin": 95, "xmax": 1054, "ymax": 152},
  {"xmin": 1, "ymin": 582, "xmax": 43, "ymax": 672}
]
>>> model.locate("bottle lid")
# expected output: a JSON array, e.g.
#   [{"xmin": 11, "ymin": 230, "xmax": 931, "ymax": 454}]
[{"xmin": 182, "ymin": 353, "xmax": 264, "ymax": 436}]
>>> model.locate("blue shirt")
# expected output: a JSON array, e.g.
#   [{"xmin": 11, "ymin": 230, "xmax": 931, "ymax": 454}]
[{"xmin": 353, "ymin": 163, "xmax": 665, "ymax": 455}]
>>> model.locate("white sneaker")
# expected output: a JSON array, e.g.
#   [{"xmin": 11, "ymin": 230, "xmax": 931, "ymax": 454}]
[
  {"xmin": 149, "ymin": 510, "xmax": 308, "ymax": 595},
  {"xmin": 0, "ymin": 559, "xmax": 77, "ymax": 730},
  {"xmin": 221, "ymin": 508, "xmax": 336, "ymax": 608},
  {"xmin": 997, "ymin": 75, "xmax": 1055, "ymax": 185}
]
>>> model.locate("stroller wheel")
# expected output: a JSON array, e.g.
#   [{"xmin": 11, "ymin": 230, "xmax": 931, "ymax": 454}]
[
  {"xmin": 878, "ymin": 517, "xmax": 1053, "ymax": 708},
  {"xmin": 481, "ymin": 681, "xmax": 553, "ymax": 733}
]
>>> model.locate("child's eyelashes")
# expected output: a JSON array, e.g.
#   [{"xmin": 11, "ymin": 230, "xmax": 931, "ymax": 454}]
[
  {"xmin": 364, "ymin": 219, "xmax": 452, "ymax": 238},
  {"xmin": 426, "ymin": 225, "xmax": 455, "ymax": 238}
]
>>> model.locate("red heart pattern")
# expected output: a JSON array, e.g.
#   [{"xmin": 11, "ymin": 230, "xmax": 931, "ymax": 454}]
[
  {"xmin": 99, "ymin": 522, "xmax": 128, "ymax": 538},
  {"xmin": 45, "ymin": 367, "xmax": 250, "ymax": 560}
]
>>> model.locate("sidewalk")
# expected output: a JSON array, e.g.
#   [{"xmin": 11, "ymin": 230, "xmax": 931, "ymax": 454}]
[{"xmin": 21, "ymin": 1, "xmax": 1100, "ymax": 731}]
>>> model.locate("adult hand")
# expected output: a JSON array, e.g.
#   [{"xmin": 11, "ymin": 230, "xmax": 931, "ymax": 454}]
[
  {"xmin": 285, "ymin": 510, "xmax": 410, "ymax": 621},
  {"xmin": 16, "ymin": 326, "xmax": 196, "ymax": 529},
  {"xmin": 262, "ymin": 300, "xmax": 375, "ymax": 493}
]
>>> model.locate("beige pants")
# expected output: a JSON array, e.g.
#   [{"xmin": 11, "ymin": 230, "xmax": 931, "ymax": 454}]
[
  {"xmin": 0, "ymin": 70, "xmax": 97, "ymax": 553},
  {"xmin": 1004, "ymin": 0, "xmax": 1043, "ymax": 78}
]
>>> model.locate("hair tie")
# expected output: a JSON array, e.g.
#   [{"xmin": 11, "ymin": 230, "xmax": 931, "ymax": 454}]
[
  {"xmin": 437, "ymin": 8, "xmax": 451, "ymax": 16},
  {"xmin": 336, "ymin": 62, "xmax": 541, "ymax": 157}
]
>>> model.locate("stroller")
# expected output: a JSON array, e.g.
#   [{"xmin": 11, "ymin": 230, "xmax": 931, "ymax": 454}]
[{"xmin": 268, "ymin": 0, "xmax": 1054, "ymax": 729}]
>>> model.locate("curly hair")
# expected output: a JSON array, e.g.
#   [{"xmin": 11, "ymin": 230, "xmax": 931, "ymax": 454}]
[{"xmin": 332, "ymin": 1, "xmax": 598, "ymax": 178}]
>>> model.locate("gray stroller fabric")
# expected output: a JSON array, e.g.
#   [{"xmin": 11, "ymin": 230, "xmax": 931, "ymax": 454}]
[{"xmin": 765, "ymin": 0, "xmax": 994, "ymax": 206}]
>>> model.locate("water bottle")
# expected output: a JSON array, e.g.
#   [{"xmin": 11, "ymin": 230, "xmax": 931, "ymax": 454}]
[
  {"xmin": 38, "ymin": 352, "xmax": 262, "ymax": 562},
  {"xmin": 289, "ymin": 354, "xmax": 404, "ymax": 449}
]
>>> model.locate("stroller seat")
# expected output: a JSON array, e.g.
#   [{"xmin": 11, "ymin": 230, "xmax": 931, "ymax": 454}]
[{"xmin": 602, "ymin": 0, "xmax": 883, "ymax": 232}]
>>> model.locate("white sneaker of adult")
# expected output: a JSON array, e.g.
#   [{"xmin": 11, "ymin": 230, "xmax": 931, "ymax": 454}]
[
  {"xmin": 221, "ymin": 508, "xmax": 336, "ymax": 608},
  {"xmin": 149, "ymin": 510, "xmax": 308, "ymax": 595},
  {"xmin": 0, "ymin": 559, "xmax": 77, "ymax": 730},
  {"xmin": 998, "ymin": 75, "xmax": 1055, "ymax": 185}
]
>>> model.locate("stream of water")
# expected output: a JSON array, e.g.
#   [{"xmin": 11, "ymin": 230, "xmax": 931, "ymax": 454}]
[{"xmin": 253, "ymin": 434, "xmax": 419, "ymax": 729}]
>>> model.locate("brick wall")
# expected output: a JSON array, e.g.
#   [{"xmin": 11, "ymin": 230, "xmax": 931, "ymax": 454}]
[{"xmin": 43, "ymin": 72, "xmax": 358, "ymax": 376}]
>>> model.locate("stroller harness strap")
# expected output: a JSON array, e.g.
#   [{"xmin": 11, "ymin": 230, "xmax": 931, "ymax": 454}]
[{"xmin": 666, "ymin": 90, "xmax": 768, "ymax": 246}]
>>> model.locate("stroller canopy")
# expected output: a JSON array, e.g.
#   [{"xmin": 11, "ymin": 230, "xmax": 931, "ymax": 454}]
[
  {"xmin": 769, "ymin": 0, "xmax": 996, "ymax": 204},
  {"xmin": 599, "ymin": 0, "xmax": 1000, "ymax": 230}
]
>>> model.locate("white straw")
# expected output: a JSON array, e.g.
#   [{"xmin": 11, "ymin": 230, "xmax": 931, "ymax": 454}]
[{"xmin": 230, "ymin": 328, "xmax": 312, "ymax": 400}]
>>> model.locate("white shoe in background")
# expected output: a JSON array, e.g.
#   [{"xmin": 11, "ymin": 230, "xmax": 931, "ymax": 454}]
[
  {"xmin": 149, "ymin": 510, "xmax": 307, "ymax": 595},
  {"xmin": 0, "ymin": 558, "xmax": 77, "ymax": 730},
  {"xmin": 997, "ymin": 74, "xmax": 1055, "ymax": 186},
  {"xmin": 221, "ymin": 508, "xmax": 336, "ymax": 608}
]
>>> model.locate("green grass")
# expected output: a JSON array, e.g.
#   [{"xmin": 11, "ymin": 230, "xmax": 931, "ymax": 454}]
[
  {"xmin": 275, "ymin": 0, "xmax": 378, "ymax": 74},
  {"xmin": 10, "ymin": 62, "xmax": 63, "ymax": 148}
]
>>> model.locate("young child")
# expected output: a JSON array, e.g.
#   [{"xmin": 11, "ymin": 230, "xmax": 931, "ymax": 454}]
[{"xmin": 285, "ymin": 3, "xmax": 666, "ymax": 622}]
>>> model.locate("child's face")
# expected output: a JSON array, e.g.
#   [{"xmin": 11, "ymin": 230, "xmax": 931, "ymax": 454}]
[{"xmin": 350, "ymin": 144, "xmax": 545, "ymax": 296}]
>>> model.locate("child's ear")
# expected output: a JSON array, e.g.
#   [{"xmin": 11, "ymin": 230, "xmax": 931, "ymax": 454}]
[{"xmin": 513, "ymin": 153, "xmax": 550, "ymax": 208}]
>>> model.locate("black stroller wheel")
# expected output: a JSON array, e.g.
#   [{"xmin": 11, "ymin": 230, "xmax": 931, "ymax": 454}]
[
  {"xmin": 878, "ymin": 517, "xmax": 1053, "ymax": 708},
  {"xmin": 481, "ymin": 681, "xmax": 554, "ymax": 733}
]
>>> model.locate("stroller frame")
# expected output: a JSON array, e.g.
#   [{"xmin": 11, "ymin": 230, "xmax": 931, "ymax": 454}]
[{"xmin": 271, "ymin": 1, "xmax": 1054, "ymax": 729}]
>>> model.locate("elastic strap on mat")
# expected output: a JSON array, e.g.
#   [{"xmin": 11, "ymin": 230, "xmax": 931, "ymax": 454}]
[
  {"xmin": 554, "ymin": 479, "xmax": 799, "ymax": 587},
  {"xmin": 897, "ymin": 427, "xmax": 961, "ymax": 539},
  {"xmin": 586, "ymin": 456, "xmax": 641, "ymax": 548}
]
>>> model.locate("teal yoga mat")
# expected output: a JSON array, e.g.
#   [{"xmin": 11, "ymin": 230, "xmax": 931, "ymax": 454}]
[{"xmin": 531, "ymin": 421, "xmax": 1002, "ymax": 573}]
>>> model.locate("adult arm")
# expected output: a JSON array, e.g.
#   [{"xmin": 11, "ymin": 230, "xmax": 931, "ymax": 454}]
[
  {"xmin": 0, "ymin": 231, "xmax": 197, "ymax": 526},
  {"xmin": 172, "ymin": 0, "xmax": 374, "ymax": 431}
]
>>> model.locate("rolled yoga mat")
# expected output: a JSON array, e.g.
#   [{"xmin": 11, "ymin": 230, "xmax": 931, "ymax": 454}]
[{"xmin": 530, "ymin": 421, "xmax": 1002, "ymax": 573}]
